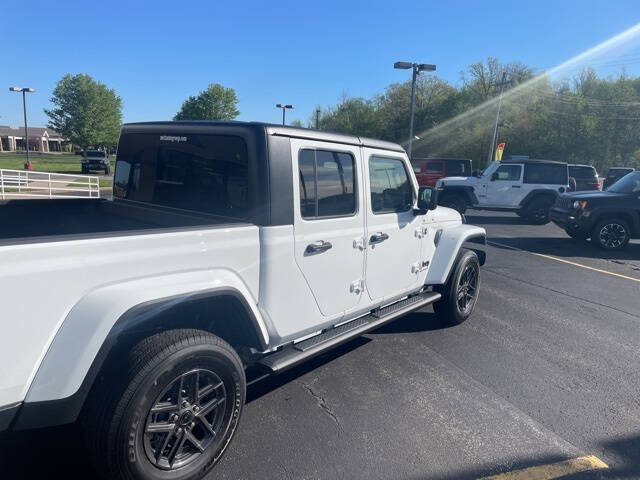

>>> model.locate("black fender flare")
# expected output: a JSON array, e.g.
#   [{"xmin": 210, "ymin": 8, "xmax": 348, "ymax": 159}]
[
  {"xmin": 12, "ymin": 288, "xmax": 265, "ymax": 431},
  {"xmin": 438, "ymin": 185, "xmax": 478, "ymax": 206},
  {"xmin": 519, "ymin": 189, "xmax": 560, "ymax": 210}
]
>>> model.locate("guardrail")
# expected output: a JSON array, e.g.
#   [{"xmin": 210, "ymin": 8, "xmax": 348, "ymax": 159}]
[{"xmin": 0, "ymin": 169, "xmax": 100, "ymax": 200}]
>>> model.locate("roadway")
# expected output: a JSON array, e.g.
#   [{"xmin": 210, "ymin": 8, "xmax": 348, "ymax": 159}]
[{"xmin": 1, "ymin": 210, "xmax": 639, "ymax": 479}]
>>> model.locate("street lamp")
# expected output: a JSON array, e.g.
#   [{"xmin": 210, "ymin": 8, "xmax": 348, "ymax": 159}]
[
  {"xmin": 394, "ymin": 62, "xmax": 436, "ymax": 159},
  {"xmin": 276, "ymin": 103, "xmax": 294, "ymax": 126},
  {"xmin": 10, "ymin": 86, "xmax": 36, "ymax": 170}
]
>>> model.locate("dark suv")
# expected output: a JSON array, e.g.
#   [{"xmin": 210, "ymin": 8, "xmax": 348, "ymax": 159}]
[
  {"xmin": 603, "ymin": 167, "xmax": 635, "ymax": 190},
  {"xmin": 569, "ymin": 164, "xmax": 599, "ymax": 191},
  {"xmin": 411, "ymin": 157, "xmax": 472, "ymax": 187},
  {"xmin": 550, "ymin": 171, "xmax": 640, "ymax": 250}
]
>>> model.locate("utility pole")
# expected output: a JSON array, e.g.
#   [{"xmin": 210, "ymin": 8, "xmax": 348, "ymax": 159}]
[
  {"xmin": 394, "ymin": 61, "xmax": 436, "ymax": 159},
  {"xmin": 315, "ymin": 108, "xmax": 320, "ymax": 130},
  {"xmin": 487, "ymin": 72, "xmax": 509, "ymax": 165}
]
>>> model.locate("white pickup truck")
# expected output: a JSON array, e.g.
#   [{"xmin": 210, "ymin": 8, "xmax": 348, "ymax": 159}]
[{"xmin": 0, "ymin": 122, "xmax": 486, "ymax": 480}]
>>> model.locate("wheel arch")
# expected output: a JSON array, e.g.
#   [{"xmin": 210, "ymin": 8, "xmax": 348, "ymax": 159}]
[
  {"xmin": 438, "ymin": 186, "xmax": 478, "ymax": 206},
  {"xmin": 13, "ymin": 271, "xmax": 267, "ymax": 430},
  {"xmin": 519, "ymin": 189, "xmax": 559, "ymax": 209}
]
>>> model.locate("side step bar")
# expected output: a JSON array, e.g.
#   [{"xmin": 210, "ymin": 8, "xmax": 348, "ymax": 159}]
[{"xmin": 259, "ymin": 290, "xmax": 441, "ymax": 373}]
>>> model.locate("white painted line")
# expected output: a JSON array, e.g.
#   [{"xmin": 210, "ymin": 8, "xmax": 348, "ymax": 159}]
[{"xmin": 488, "ymin": 240, "xmax": 640, "ymax": 283}]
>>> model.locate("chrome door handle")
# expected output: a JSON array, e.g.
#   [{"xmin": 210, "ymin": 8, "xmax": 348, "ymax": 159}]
[
  {"xmin": 305, "ymin": 240, "xmax": 333, "ymax": 254},
  {"xmin": 369, "ymin": 232, "xmax": 389, "ymax": 244}
]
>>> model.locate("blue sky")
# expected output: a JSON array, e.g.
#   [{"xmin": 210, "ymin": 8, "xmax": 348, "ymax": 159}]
[{"xmin": 1, "ymin": 0, "xmax": 639, "ymax": 128}]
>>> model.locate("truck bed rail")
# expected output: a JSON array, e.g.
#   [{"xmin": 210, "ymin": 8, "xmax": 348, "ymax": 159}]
[{"xmin": 0, "ymin": 169, "xmax": 100, "ymax": 200}]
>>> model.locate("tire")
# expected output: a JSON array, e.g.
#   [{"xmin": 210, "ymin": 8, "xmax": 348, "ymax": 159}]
[
  {"xmin": 524, "ymin": 198, "xmax": 554, "ymax": 225},
  {"xmin": 439, "ymin": 193, "xmax": 467, "ymax": 215},
  {"xmin": 85, "ymin": 329, "xmax": 245, "ymax": 480},
  {"xmin": 433, "ymin": 249, "xmax": 480, "ymax": 326},
  {"xmin": 592, "ymin": 218, "xmax": 631, "ymax": 251}
]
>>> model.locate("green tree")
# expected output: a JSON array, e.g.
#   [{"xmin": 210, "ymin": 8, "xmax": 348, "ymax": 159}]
[
  {"xmin": 174, "ymin": 83, "xmax": 240, "ymax": 120},
  {"xmin": 45, "ymin": 74, "xmax": 122, "ymax": 149}
]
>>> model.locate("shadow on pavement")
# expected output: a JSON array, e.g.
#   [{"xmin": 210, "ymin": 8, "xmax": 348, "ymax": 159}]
[
  {"xmin": 369, "ymin": 310, "xmax": 456, "ymax": 334},
  {"xmin": 465, "ymin": 214, "xmax": 526, "ymax": 225},
  {"xmin": 489, "ymin": 236, "xmax": 640, "ymax": 263}
]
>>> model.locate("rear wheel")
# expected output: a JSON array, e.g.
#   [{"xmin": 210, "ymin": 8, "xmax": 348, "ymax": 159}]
[
  {"xmin": 524, "ymin": 198, "xmax": 554, "ymax": 225},
  {"xmin": 592, "ymin": 218, "xmax": 630, "ymax": 250},
  {"xmin": 85, "ymin": 329, "xmax": 245, "ymax": 480},
  {"xmin": 439, "ymin": 194, "xmax": 468, "ymax": 215},
  {"xmin": 433, "ymin": 250, "xmax": 480, "ymax": 325}
]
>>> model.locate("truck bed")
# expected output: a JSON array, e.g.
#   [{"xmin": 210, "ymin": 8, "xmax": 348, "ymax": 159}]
[{"xmin": 0, "ymin": 198, "xmax": 237, "ymax": 244}]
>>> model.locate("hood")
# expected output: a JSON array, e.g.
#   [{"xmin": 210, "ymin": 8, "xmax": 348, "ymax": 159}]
[
  {"xmin": 562, "ymin": 191, "xmax": 624, "ymax": 200},
  {"xmin": 432, "ymin": 205, "xmax": 462, "ymax": 223},
  {"xmin": 437, "ymin": 176, "xmax": 475, "ymax": 186}
]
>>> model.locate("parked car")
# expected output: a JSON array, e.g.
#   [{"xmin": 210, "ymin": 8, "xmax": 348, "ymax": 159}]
[
  {"xmin": 436, "ymin": 158, "xmax": 569, "ymax": 224},
  {"xmin": 603, "ymin": 167, "xmax": 635, "ymax": 190},
  {"xmin": 550, "ymin": 170, "xmax": 640, "ymax": 250},
  {"xmin": 0, "ymin": 121, "xmax": 486, "ymax": 480},
  {"xmin": 411, "ymin": 157, "xmax": 473, "ymax": 187},
  {"xmin": 568, "ymin": 164, "xmax": 600, "ymax": 191},
  {"xmin": 82, "ymin": 149, "xmax": 111, "ymax": 174}
]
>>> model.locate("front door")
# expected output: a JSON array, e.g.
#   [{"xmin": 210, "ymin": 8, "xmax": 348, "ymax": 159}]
[
  {"xmin": 484, "ymin": 163, "xmax": 523, "ymax": 206},
  {"xmin": 363, "ymin": 151, "xmax": 422, "ymax": 301},
  {"xmin": 291, "ymin": 139, "xmax": 366, "ymax": 317}
]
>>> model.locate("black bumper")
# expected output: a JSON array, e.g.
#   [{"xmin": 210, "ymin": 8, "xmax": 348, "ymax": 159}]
[
  {"xmin": 550, "ymin": 207, "xmax": 592, "ymax": 233},
  {"xmin": 0, "ymin": 403, "xmax": 21, "ymax": 432}
]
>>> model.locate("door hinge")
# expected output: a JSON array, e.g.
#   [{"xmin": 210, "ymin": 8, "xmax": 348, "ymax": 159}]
[
  {"xmin": 350, "ymin": 279, "xmax": 364, "ymax": 294},
  {"xmin": 414, "ymin": 226, "xmax": 429, "ymax": 238},
  {"xmin": 353, "ymin": 236, "xmax": 366, "ymax": 250},
  {"xmin": 411, "ymin": 260, "xmax": 430, "ymax": 273}
]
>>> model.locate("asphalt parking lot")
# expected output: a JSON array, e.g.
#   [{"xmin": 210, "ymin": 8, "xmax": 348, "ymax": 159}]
[{"xmin": 1, "ymin": 210, "xmax": 639, "ymax": 479}]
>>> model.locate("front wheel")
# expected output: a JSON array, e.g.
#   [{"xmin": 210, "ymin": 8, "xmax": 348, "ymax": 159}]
[
  {"xmin": 592, "ymin": 218, "xmax": 630, "ymax": 250},
  {"xmin": 85, "ymin": 329, "xmax": 245, "ymax": 480},
  {"xmin": 433, "ymin": 249, "xmax": 480, "ymax": 325},
  {"xmin": 439, "ymin": 194, "xmax": 467, "ymax": 215}
]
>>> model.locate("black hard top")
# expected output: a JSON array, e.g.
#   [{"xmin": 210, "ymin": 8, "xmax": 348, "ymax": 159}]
[
  {"xmin": 569, "ymin": 164, "xmax": 596, "ymax": 168},
  {"xmin": 121, "ymin": 120, "xmax": 405, "ymax": 153}
]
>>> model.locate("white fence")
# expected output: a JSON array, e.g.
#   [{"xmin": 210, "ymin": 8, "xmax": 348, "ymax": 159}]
[{"xmin": 0, "ymin": 169, "xmax": 100, "ymax": 200}]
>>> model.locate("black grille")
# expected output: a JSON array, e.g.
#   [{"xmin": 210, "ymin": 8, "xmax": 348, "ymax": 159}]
[{"xmin": 555, "ymin": 196, "xmax": 572, "ymax": 209}]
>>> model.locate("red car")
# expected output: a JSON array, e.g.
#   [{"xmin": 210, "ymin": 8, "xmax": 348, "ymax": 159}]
[{"xmin": 411, "ymin": 157, "xmax": 473, "ymax": 187}]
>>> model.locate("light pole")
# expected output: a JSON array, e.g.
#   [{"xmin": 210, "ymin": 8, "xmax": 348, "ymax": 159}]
[
  {"xmin": 276, "ymin": 104, "xmax": 294, "ymax": 125},
  {"xmin": 316, "ymin": 108, "xmax": 321, "ymax": 130},
  {"xmin": 487, "ymin": 72, "xmax": 510, "ymax": 165},
  {"xmin": 394, "ymin": 62, "xmax": 436, "ymax": 159},
  {"xmin": 10, "ymin": 86, "xmax": 36, "ymax": 170}
]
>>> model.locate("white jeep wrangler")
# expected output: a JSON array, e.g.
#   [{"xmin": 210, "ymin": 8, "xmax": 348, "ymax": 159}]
[
  {"xmin": 0, "ymin": 122, "xmax": 485, "ymax": 480},
  {"xmin": 436, "ymin": 158, "xmax": 570, "ymax": 224}
]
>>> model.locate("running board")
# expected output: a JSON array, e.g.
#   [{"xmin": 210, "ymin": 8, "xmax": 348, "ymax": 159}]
[{"xmin": 259, "ymin": 290, "xmax": 441, "ymax": 373}]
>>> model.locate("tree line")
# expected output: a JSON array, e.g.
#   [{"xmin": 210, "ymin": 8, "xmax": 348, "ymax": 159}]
[{"xmin": 45, "ymin": 59, "xmax": 640, "ymax": 173}]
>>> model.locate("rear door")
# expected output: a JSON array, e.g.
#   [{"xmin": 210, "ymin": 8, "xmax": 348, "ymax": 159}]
[
  {"xmin": 363, "ymin": 150, "xmax": 422, "ymax": 301},
  {"xmin": 484, "ymin": 163, "xmax": 523, "ymax": 206},
  {"xmin": 291, "ymin": 139, "xmax": 366, "ymax": 317}
]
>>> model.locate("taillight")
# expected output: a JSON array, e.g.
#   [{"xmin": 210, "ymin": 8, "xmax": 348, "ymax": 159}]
[{"xmin": 587, "ymin": 181, "xmax": 600, "ymax": 190}]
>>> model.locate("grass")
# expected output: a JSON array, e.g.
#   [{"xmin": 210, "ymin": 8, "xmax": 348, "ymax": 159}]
[{"xmin": 0, "ymin": 152, "xmax": 114, "ymax": 187}]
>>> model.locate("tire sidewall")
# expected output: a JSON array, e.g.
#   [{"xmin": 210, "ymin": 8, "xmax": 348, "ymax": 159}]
[
  {"xmin": 526, "ymin": 199, "xmax": 553, "ymax": 225},
  {"xmin": 435, "ymin": 250, "xmax": 480, "ymax": 325},
  {"xmin": 118, "ymin": 345, "xmax": 244, "ymax": 480}
]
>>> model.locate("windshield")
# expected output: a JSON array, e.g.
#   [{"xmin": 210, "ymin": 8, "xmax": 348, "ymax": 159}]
[
  {"xmin": 85, "ymin": 150, "xmax": 106, "ymax": 157},
  {"xmin": 607, "ymin": 171, "xmax": 640, "ymax": 193},
  {"xmin": 569, "ymin": 166, "xmax": 597, "ymax": 178}
]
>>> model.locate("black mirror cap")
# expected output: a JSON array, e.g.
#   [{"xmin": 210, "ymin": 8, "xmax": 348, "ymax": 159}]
[{"xmin": 417, "ymin": 186, "xmax": 439, "ymax": 211}]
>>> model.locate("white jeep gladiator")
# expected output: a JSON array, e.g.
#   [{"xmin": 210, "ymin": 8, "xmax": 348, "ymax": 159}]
[
  {"xmin": 437, "ymin": 158, "xmax": 570, "ymax": 224},
  {"xmin": 0, "ymin": 122, "xmax": 485, "ymax": 480}
]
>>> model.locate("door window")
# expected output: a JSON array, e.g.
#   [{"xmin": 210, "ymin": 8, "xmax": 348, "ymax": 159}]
[
  {"xmin": 369, "ymin": 156, "xmax": 413, "ymax": 213},
  {"xmin": 298, "ymin": 149, "xmax": 356, "ymax": 219},
  {"xmin": 494, "ymin": 164, "xmax": 522, "ymax": 181}
]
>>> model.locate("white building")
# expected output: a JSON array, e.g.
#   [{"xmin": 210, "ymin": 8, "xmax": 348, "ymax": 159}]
[{"xmin": 0, "ymin": 126, "xmax": 71, "ymax": 153}]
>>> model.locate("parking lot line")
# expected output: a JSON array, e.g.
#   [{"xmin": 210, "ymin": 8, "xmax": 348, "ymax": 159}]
[
  {"xmin": 480, "ymin": 455, "xmax": 608, "ymax": 480},
  {"xmin": 488, "ymin": 240, "xmax": 640, "ymax": 283}
]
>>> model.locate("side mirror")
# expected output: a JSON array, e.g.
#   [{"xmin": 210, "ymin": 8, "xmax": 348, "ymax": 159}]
[
  {"xmin": 416, "ymin": 186, "xmax": 438, "ymax": 214},
  {"xmin": 491, "ymin": 172, "xmax": 499, "ymax": 181}
]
